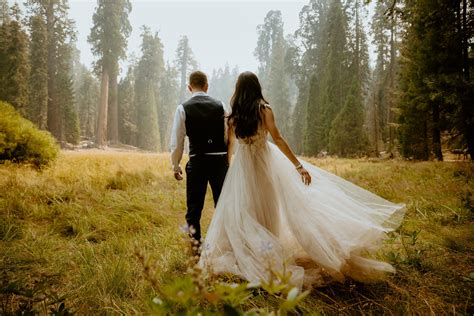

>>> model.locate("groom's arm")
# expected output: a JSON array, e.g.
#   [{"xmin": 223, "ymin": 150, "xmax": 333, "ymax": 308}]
[{"xmin": 170, "ymin": 105, "xmax": 186, "ymax": 181}]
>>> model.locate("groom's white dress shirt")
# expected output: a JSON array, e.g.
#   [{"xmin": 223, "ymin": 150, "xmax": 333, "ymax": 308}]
[{"xmin": 170, "ymin": 91, "xmax": 229, "ymax": 173}]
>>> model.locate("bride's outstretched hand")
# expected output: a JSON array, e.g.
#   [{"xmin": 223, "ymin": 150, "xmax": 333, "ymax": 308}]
[{"xmin": 297, "ymin": 166, "xmax": 312, "ymax": 185}]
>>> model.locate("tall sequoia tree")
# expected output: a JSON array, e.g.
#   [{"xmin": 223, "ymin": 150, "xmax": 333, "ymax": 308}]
[{"xmin": 89, "ymin": 0, "xmax": 132, "ymax": 147}]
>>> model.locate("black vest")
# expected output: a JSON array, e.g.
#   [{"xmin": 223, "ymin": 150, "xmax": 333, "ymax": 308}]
[{"xmin": 183, "ymin": 95, "xmax": 227, "ymax": 156}]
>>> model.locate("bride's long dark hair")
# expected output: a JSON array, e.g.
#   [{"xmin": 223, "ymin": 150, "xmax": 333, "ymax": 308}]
[{"xmin": 228, "ymin": 71, "xmax": 268, "ymax": 139}]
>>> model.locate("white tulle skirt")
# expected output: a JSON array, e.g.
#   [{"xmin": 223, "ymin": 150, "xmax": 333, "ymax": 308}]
[{"xmin": 198, "ymin": 139, "xmax": 406, "ymax": 289}]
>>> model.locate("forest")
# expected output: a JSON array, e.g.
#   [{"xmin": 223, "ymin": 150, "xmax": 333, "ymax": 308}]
[
  {"xmin": 0, "ymin": 0, "xmax": 472, "ymax": 160},
  {"xmin": 0, "ymin": 0, "xmax": 473, "ymax": 314}
]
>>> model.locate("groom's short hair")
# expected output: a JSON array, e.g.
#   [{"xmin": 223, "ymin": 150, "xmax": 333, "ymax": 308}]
[{"xmin": 189, "ymin": 71, "xmax": 208, "ymax": 89}]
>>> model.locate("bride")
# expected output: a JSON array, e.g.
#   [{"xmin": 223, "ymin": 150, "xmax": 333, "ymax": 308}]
[{"xmin": 198, "ymin": 71, "xmax": 405, "ymax": 288}]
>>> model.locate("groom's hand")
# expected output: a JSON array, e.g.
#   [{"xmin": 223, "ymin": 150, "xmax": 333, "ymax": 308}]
[{"xmin": 174, "ymin": 169, "xmax": 183, "ymax": 181}]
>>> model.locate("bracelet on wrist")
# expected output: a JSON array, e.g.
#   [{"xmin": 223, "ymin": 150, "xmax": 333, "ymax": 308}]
[{"xmin": 295, "ymin": 162, "xmax": 303, "ymax": 170}]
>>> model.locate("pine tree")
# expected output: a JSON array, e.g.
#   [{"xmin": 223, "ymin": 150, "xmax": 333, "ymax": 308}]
[
  {"xmin": 368, "ymin": 1, "xmax": 388, "ymax": 155},
  {"xmin": 266, "ymin": 33, "xmax": 290, "ymax": 135},
  {"xmin": 88, "ymin": 0, "xmax": 132, "ymax": 147},
  {"xmin": 25, "ymin": 0, "xmax": 77, "ymax": 142},
  {"xmin": 28, "ymin": 14, "xmax": 48, "ymax": 129},
  {"xmin": 329, "ymin": 82, "xmax": 368, "ymax": 156},
  {"xmin": 208, "ymin": 64, "xmax": 238, "ymax": 106},
  {"xmin": 76, "ymin": 68, "xmax": 99, "ymax": 139},
  {"xmin": 134, "ymin": 27, "xmax": 164, "ymax": 151},
  {"xmin": 118, "ymin": 64, "xmax": 136, "ymax": 145},
  {"xmin": 0, "ymin": 0, "xmax": 9, "ymax": 25},
  {"xmin": 327, "ymin": 0, "xmax": 369, "ymax": 157},
  {"xmin": 456, "ymin": 0, "xmax": 474, "ymax": 160},
  {"xmin": 293, "ymin": 0, "xmax": 329, "ymax": 154},
  {"xmin": 255, "ymin": 10, "xmax": 293, "ymax": 137},
  {"xmin": 254, "ymin": 10, "xmax": 284, "ymax": 85},
  {"xmin": 57, "ymin": 25, "xmax": 79, "ymax": 144},
  {"xmin": 305, "ymin": 0, "xmax": 350, "ymax": 155},
  {"xmin": 157, "ymin": 62, "xmax": 180, "ymax": 150},
  {"xmin": 0, "ymin": 4, "xmax": 29, "ymax": 115},
  {"xmin": 174, "ymin": 35, "xmax": 197, "ymax": 103},
  {"xmin": 397, "ymin": 0, "xmax": 469, "ymax": 160}
]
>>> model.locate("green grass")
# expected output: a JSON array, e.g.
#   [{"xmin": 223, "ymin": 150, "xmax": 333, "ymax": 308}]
[{"xmin": 1, "ymin": 151, "xmax": 473, "ymax": 314}]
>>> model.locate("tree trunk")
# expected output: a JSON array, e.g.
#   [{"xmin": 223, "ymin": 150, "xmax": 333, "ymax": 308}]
[
  {"xmin": 46, "ymin": 0, "xmax": 61, "ymax": 141},
  {"xmin": 432, "ymin": 102, "xmax": 443, "ymax": 161},
  {"xmin": 96, "ymin": 68, "xmax": 109, "ymax": 147},
  {"xmin": 387, "ymin": 13, "xmax": 396, "ymax": 154},
  {"xmin": 460, "ymin": 0, "xmax": 474, "ymax": 160},
  {"xmin": 108, "ymin": 68, "xmax": 118, "ymax": 144},
  {"xmin": 355, "ymin": 0, "xmax": 360, "ymax": 84},
  {"xmin": 373, "ymin": 93, "xmax": 380, "ymax": 157}
]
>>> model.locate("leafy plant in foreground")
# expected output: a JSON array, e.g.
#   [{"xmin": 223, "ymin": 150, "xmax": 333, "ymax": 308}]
[
  {"xmin": 0, "ymin": 101, "xmax": 59, "ymax": 167},
  {"xmin": 135, "ymin": 225, "xmax": 310, "ymax": 315}
]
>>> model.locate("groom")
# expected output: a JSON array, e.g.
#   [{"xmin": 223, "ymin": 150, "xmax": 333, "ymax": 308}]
[{"xmin": 170, "ymin": 71, "xmax": 229, "ymax": 247}]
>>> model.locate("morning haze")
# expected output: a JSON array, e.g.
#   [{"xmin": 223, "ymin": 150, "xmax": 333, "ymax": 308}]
[{"xmin": 70, "ymin": 1, "xmax": 306, "ymax": 74}]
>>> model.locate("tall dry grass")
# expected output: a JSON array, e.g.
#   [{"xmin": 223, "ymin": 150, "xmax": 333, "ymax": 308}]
[{"xmin": 1, "ymin": 150, "xmax": 473, "ymax": 314}]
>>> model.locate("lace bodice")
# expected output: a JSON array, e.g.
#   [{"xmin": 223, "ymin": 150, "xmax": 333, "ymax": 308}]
[{"xmin": 237, "ymin": 125, "xmax": 268, "ymax": 148}]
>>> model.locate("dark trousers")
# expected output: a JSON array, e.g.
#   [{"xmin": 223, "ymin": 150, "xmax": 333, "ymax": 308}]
[{"xmin": 185, "ymin": 154, "xmax": 228, "ymax": 242}]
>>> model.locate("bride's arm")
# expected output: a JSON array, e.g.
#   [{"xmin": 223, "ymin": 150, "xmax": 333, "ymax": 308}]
[
  {"xmin": 262, "ymin": 106, "xmax": 311, "ymax": 185},
  {"xmin": 227, "ymin": 122, "xmax": 235, "ymax": 164}
]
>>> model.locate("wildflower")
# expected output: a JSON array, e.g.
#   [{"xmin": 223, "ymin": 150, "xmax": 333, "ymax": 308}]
[
  {"xmin": 287, "ymin": 287, "xmax": 299, "ymax": 302},
  {"xmin": 152, "ymin": 297, "xmax": 163, "ymax": 305}
]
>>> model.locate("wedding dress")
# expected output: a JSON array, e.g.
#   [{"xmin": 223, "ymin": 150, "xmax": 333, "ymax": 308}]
[{"xmin": 198, "ymin": 124, "xmax": 406, "ymax": 289}]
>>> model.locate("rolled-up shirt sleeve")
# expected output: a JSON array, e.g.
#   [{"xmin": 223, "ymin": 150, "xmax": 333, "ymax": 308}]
[{"xmin": 169, "ymin": 104, "xmax": 186, "ymax": 172}]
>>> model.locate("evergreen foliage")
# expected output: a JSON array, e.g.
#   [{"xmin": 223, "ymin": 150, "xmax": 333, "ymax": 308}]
[
  {"xmin": 74, "ymin": 62, "xmax": 100, "ymax": 140},
  {"xmin": 329, "ymin": 83, "xmax": 368, "ymax": 156},
  {"xmin": 25, "ymin": 0, "xmax": 78, "ymax": 144},
  {"xmin": 174, "ymin": 35, "xmax": 198, "ymax": 103},
  {"xmin": 134, "ymin": 27, "xmax": 164, "ymax": 152},
  {"xmin": 28, "ymin": 14, "xmax": 48, "ymax": 129},
  {"xmin": 0, "ymin": 4, "xmax": 30, "ymax": 115},
  {"xmin": 157, "ymin": 62, "xmax": 180, "ymax": 150},
  {"xmin": 397, "ymin": 0, "xmax": 474, "ymax": 160},
  {"xmin": 118, "ymin": 65, "xmax": 137, "ymax": 146},
  {"xmin": 304, "ymin": 0, "xmax": 350, "ymax": 156},
  {"xmin": 255, "ymin": 10, "xmax": 294, "ymax": 137},
  {"xmin": 208, "ymin": 64, "xmax": 239, "ymax": 106},
  {"xmin": 88, "ymin": 0, "xmax": 132, "ymax": 146}
]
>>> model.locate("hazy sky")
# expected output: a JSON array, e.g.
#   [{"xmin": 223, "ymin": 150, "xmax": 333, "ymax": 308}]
[{"xmin": 69, "ymin": 0, "xmax": 307, "ymax": 76}]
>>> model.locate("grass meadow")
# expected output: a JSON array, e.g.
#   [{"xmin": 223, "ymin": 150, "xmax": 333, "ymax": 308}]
[{"xmin": 0, "ymin": 150, "xmax": 473, "ymax": 314}]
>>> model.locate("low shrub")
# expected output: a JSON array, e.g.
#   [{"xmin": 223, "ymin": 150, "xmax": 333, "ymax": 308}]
[{"xmin": 0, "ymin": 101, "xmax": 59, "ymax": 167}]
